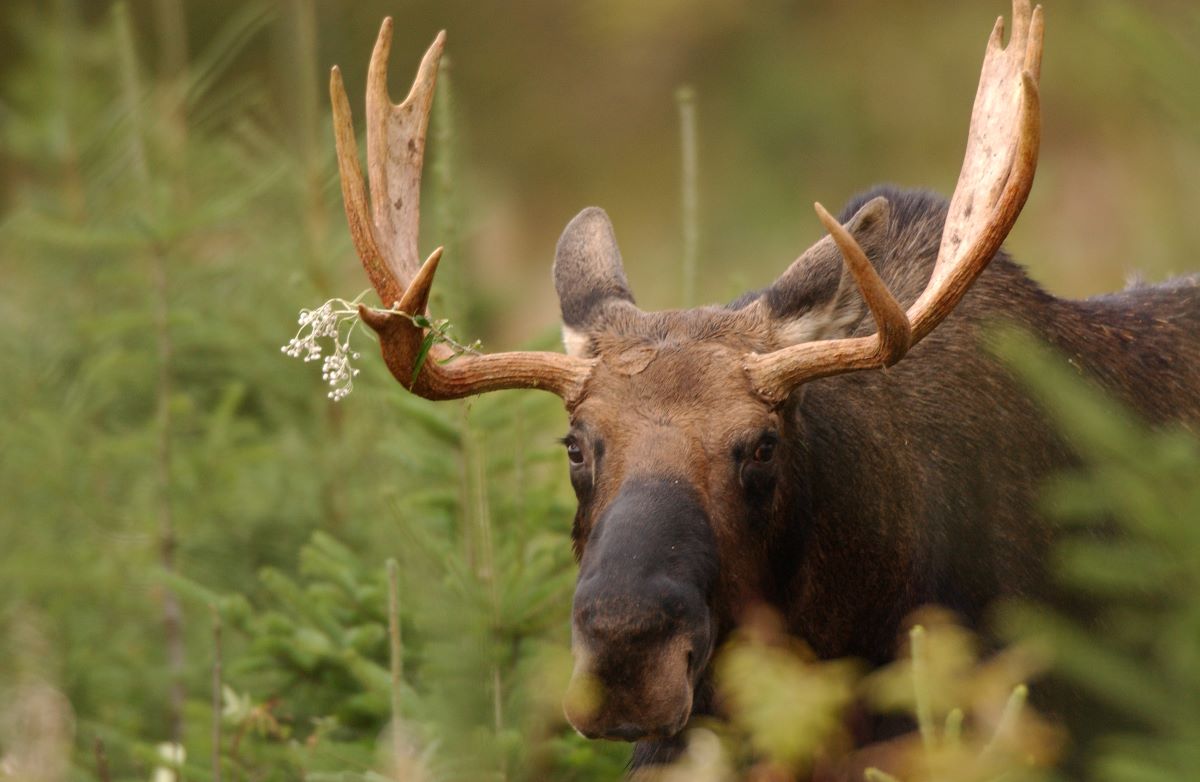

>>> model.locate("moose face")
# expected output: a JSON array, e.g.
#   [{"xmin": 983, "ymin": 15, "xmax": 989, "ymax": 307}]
[{"xmin": 559, "ymin": 328, "xmax": 785, "ymax": 740}]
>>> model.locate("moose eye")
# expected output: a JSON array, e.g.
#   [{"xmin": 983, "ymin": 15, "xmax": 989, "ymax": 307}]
[
  {"xmin": 565, "ymin": 437, "xmax": 585, "ymax": 465},
  {"xmin": 752, "ymin": 436, "xmax": 777, "ymax": 464}
]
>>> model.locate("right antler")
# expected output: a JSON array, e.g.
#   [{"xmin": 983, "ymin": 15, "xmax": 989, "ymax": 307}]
[
  {"xmin": 745, "ymin": 0, "xmax": 1044, "ymax": 404},
  {"xmin": 330, "ymin": 20, "xmax": 595, "ymax": 404}
]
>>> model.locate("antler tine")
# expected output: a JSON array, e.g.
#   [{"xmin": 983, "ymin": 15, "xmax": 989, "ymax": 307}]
[
  {"xmin": 814, "ymin": 202, "xmax": 912, "ymax": 365},
  {"xmin": 330, "ymin": 25, "xmax": 595, "ymax": 404},
  {"xmin": 744, "ymin": 0, "xmax": 1042, "ymax": 403},
  {"xmin": 913, "ymin": 0, "xmax": 1043, "ymax": 341},
  {"xmin": 366, "ymin": 21, "xmax": 443, "ymax": 286},
  {"xmin": 331, "ymin": 65, "xmax": 399, "ymax": 306}
]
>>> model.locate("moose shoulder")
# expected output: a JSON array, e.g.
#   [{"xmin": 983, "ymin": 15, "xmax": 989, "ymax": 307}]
[{"xmin": 324, "ymin": 0, "xmax": 1200, "ymax": 770}]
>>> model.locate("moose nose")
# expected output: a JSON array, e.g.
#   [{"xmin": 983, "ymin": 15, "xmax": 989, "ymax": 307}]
[
  {"xmin": 563, "ymin": 643, "xmax": 694, "ymax": 742},
  {"xmin": 572, "ymin": 572, "xmax": 698, "ymax": 648},
  {"xmin": 565, "ymin": 579, "xmax": 703, "ymax": 742},
  {"xmin": 564, "ymin": 477, "xmax": 718, "ymax": 741}
]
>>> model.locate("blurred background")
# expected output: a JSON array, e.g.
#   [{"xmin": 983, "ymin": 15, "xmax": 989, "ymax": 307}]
[{"xmin": 1, "ymin": 1, "xmax": 1198, "ymax": 780}]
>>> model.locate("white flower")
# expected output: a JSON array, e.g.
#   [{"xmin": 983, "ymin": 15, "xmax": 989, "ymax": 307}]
[
  {"xmin": 282, "ymin": 291, "xmax": 480, "ymax": 402},
  {"xmin": 282, "ymin": 293, "xmax": 371, "ymax": 402}
]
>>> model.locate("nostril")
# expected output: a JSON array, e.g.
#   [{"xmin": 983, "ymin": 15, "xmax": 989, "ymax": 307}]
[{"xmin": 686, "ymin": 649, "xmax": 695, "ymax": 675}]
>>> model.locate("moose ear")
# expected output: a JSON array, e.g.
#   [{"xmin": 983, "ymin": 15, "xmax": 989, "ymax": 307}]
[
  {"xmin": 760, "ymin": 196, "xmax": 892, "ymax": 345},
  {"xmin": 553, "ymin": 207, "xmax": 636, "ymax": 356}
]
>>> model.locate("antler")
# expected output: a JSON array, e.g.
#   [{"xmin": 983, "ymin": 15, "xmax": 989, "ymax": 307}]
[
  {"xmin": 745, "ymin": 0, "xmax": 1043, "ymax": 403},
  {"xmin": 330, "ymin": 20, "xmax": 595, "ymax": 403}
]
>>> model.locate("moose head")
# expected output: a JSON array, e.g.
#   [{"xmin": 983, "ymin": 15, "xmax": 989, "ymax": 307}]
[{"xmin": 328, "ymin": 1, "xmax": 1043, "ymax": 748}]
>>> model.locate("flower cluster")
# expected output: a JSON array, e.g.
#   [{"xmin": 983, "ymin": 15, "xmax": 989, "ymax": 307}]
[
  {"xmin": 283, "ymin": 292, "xmax": 483, "ymax": 402},
  {"xmin": 281, "ymin": 296, "xmax": 366, "ymax": 401}
]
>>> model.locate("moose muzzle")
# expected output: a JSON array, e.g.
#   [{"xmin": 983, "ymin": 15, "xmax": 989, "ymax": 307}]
[{"xmin": 563, "ymin": 478, "xmax": 718, "ymax": 741}]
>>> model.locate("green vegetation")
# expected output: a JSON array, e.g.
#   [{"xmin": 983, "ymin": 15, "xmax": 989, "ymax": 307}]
[
  {"xmin": 993, "ymin": 329, "xmax": 1200, "ymax": 782},
  {"xmin": 1, "ymin": 2, "xmax": 1197, "ymax": 781}
]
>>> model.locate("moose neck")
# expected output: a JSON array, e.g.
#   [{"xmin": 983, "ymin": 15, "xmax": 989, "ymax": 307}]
[
  {"xmin": 768, "ymin": 300, "xmax": 1061, "ymax": 664},
  {"xmin": 774, "ymin": 389, "xmax": 928, "ymax": 662}
]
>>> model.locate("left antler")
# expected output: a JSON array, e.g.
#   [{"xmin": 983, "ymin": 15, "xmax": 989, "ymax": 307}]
[
  {"xmin": 330, "ymin": 20, "xmax": 595, "ymax": 403},
  {"xmin": 745, "ymin": 0, "xmax": 1043, "ymax": 403}
]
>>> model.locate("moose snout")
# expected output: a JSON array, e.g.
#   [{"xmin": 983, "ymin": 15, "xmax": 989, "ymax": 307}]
[
  {"xmin": 563, "ymin": 477, "xmax": 719, "ymax": 742},
  {"xmin": 563, "ymin": 577, "xmax": 709, "ymax": 741},
  {"xmin": 563, "ymin": 630, "xmax": 696, "ymax": 741}
]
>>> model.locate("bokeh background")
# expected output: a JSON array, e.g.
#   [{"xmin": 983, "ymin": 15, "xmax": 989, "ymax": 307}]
[{"xmin": 1, "ymin": 1, "xmax": 1198, "ymax": 780}]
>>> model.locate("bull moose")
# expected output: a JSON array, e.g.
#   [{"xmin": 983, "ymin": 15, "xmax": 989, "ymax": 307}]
[{"xmin": 324, "ymin": 0, "xmax": 1200, "ymax": 770}]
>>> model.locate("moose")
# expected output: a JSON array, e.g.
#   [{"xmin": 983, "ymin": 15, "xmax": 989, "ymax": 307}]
[{"xmin": 324, "ymin": 0, "xmax": 1200, "ymax": 770}]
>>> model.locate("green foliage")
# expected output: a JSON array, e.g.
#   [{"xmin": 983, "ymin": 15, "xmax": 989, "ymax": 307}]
[
  {"xmin": 644, "ymin": 609, "xmax": 1056, "ymax": 782},
  {"xmin": 992, "ymin": 328, "xmax": 1200, "ymax": 782},
  {"xmin": 0, "ymin": 2, "xmax": 624, "ymax": 778},
  {"xmin": 716, "ymin": 625, "xmax": 858, "ymax": 773},
  {"xmin": 0, "ymin": 5, "xmax": 317, "ymax": 772},
  {"xmin": 205, "ymin": 389, "xmax": 629, "ymax": 779}
]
